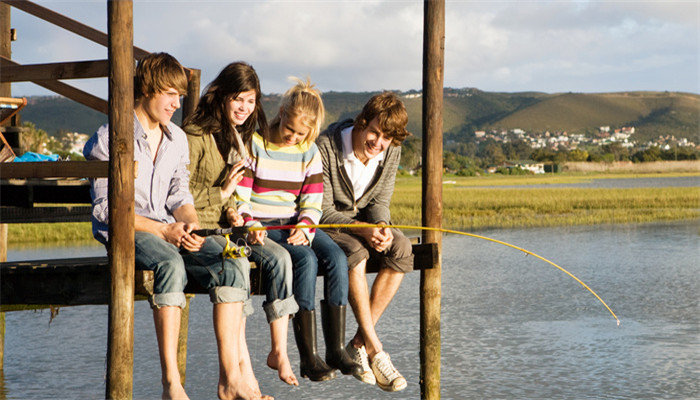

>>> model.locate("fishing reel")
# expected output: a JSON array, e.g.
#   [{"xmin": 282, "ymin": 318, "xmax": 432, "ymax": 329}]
[{"xmin": 222, "ymin": 234, "xmax": 251, "ymax": 259}]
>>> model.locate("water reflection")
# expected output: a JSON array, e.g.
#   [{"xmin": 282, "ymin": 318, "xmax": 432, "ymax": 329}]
[{"xmin": 2, "ymin": 221, "xmax": 699, "ymax": 399}]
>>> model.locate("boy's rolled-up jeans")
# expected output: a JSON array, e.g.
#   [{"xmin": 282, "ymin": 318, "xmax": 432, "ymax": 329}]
[{"xmin": 134, "ymin": 231, "xmax": 250, "ymax": 312}]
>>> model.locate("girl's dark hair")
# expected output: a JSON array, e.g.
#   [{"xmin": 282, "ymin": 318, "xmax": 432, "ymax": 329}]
[{"xmin": 183, "ymin": 62, "xmax": 267, "ymax": 158}]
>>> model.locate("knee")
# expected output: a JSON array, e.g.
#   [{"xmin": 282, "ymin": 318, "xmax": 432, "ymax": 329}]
[
  {"xmin": 218, "ymin": 258, "xmax": 250, "ymax": 290},
  {"xmin": 295, "ymin": 251, "xmax": 319, "ymax": 275},
  {"xmin": 392, "ymin": 233, "xmax": 413, "ymax": 258},
  {"xmin": 155, "ymin": 257, "xmax": 187, "ymax": 283}
]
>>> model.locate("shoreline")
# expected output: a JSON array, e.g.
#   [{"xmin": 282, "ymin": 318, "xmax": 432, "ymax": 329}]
[{"xmin": 6, "ymin": 172, "xmax": 699, "ymax": 245}]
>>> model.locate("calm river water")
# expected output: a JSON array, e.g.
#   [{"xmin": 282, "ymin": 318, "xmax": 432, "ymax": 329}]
[{"xmin": 2, "ymin": 220, "xmax": 699, "ymax": 399}]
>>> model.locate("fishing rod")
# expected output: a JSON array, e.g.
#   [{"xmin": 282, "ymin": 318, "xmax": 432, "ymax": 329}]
[{"xmin": 192, "ymin": 223, "xmax": 620, "ymax": 325}]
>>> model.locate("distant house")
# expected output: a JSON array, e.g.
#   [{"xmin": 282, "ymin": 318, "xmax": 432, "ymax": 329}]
[
  {"xmin": 486, "ymin": 161, "xmax": 545, "ymax": 174},
  {"xmin": 513, "ymin": 160, "xmax": 545, "ymax": 174}
]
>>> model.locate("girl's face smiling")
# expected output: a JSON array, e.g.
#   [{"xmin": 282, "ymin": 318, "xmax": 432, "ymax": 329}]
[
  {"xmin": 275, "ymin": 113, "xmax": 311, "ymax": 147},
  {"xmin": 227, "ymin": 89, "xmax": 257, "ymax": 126}
]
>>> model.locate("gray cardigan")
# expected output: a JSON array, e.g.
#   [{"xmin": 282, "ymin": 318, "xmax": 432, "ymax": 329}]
[{"xmin": 317, "ymin": 119, "xmax": 401, "ymax": 225}]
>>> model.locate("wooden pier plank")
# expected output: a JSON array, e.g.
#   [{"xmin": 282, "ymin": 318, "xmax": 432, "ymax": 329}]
[{"xmin": 0, "ymin": 242, "xmax": 436, "ymax": 311}]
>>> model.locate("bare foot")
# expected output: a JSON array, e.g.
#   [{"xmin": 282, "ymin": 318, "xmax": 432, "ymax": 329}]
[
  {"xmin": 162, "ymin": 381, "xmax": 189, "ymax": 400},
  {"xmin": 239, "ymin": 358, "xmax": 264, "ymax": 396},
  {"xmin": 267, "ymin": 351, "xmax": 299, "ymax": 386},
  {"xmin": 218, "ymin": 378, "xmax": 274, "ymax": 400}
]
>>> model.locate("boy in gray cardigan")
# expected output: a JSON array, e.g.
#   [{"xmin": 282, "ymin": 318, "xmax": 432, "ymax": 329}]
[{"xmin": 316, "ymin": 92, "xmax": 413, "ymax": 392}]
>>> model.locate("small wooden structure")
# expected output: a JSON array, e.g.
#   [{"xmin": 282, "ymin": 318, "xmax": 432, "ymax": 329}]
[{"xmin": 0, "ymin": 1, "xmax": 445, "ymax": 398}]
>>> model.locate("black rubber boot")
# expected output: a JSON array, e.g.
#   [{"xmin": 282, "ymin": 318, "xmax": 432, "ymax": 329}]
[
  {"xmin": 321, "ymin": 300, "xmax": 362, "ymax": 376},
  {"xmin": 293, "ymin": 309, "xmax": 337, "ymax": 382}
]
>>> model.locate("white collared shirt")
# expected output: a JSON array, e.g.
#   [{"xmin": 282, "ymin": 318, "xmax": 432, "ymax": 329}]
[{"xmin": 341, "ymin": 126, "xmax": 384, "ymax": 200}]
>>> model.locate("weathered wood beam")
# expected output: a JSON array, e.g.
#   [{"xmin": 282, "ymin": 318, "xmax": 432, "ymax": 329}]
[
  {"xmin": 0, "ymin": 160, "xmax": 108, "ymax": 178},
  {"xmin": 0, "ymin": 206, "xmax": 92, "ymax": 222},
  {"xmin": 1, "ymin": 0, "xmax": 150, "ymax": 59},
  {"xmin": 0, "ymin": 59, "xmax": 110, "ymax": 82},
  {"xmin": 0, "ymin": 243, "xmax": 435, "ymax": 308},
  {"xmin": 0, "ymin": 184, "xmax": 91, "ymax": 208},
  {"xmin": 181, "ymin": 68, "xmax": 200, "ymax": 125},
  {"xmin": 106, "ymin": 0, "xmax": 135, "ymax": 397},
  {"xmin": 420, "ymin": 1, "xmax": 445, "ymax": 399},
  {"xmin": 0, "ymin": 258, "xmax": 153, "ymax": 306},
  {"xmin": 1, "ymin": 56, "xmax": 108, "ymax": 113}
]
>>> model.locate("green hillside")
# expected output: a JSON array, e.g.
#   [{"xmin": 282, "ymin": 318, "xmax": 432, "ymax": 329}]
[
  {"xmin": 20, "ymin": 96, "xmax": 108, "ymax": 136},
  {"xmin": 489, "ymin": 91, "xmax": 700, "ymax": 142},
  {"xmin": 14, "ymin": 90, "xmax": 699, "ymax": 143}
]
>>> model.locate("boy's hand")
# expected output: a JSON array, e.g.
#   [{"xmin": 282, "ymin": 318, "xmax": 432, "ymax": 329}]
[
  {"xmin": 182, "ymin": 222, "xmax": 204, "ymax": 251},
  {"xmin": 162, "ymin": 221, "xmax": 204, "ymax": 251}
]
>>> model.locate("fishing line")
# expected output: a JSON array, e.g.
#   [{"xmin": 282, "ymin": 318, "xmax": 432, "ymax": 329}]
[{"xmin": 193, "ymin": 223, "xmax": 620, "ymax": 325}]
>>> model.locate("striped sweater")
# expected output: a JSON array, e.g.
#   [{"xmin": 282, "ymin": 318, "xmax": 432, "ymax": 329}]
[{"xmin": 235, "ymin": 132, "xmax": 323, "ymax": 242}]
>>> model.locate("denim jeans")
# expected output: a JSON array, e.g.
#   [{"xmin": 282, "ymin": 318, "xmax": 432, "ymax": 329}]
[
  {"xmin": 264, "ymin": 220, "xmax": 349, "ymax": 311},
  {"xmin": 135, "ymin": 231, "xmax": 249, "ymax": 309},
  {"xmin": 213, "ymin": 234, "xmax": 299, "ymax": 323}
]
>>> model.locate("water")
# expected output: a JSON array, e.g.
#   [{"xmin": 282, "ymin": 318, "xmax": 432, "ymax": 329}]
[{"xmin": 2, "ymin": 221, "xmax": 699, "ymax": 400}]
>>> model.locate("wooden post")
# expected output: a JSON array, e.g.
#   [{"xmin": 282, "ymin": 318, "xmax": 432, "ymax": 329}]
[
  {"xmin": 420, "ymin": 1, "xmax": 444, "ymax": 399},
  {"xmin": 177, "ymin": 294, "xmax": 193, "ymax": 385},
  {"xmin": 0, "ymin": 1, "xmax": 12, "ymax": 371},
  {"xmin": 181, "ymin": 68, "xmax": 200, "ymax": 125},
  {"xmin": 106, "ymin": 1, "xmax": 135, "ymax": 399},
  {"xmin": 0, "ymin": 2, "xmax": 10, "ymax": 101}
]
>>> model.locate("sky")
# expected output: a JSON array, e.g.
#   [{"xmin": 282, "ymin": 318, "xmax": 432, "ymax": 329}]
[{"xmin": 6, "ymin": 0, "xmax": 700, "ymax": 98}]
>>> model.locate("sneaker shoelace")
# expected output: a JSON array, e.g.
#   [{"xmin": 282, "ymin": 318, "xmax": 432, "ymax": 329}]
[
  {"xmin": 355, "ymin": 347, "xmax": 371, "ymax": 370},
  {"xmin": 350, "ymin": 344, "xmax": 372, "ymax": 371},
  {"xmin": 375, "ymin": 354, "xmax": 401, "ymax": 381}
]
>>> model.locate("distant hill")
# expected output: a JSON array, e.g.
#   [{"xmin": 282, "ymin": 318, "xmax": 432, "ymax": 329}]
[{"xmin": 15, "ymin": 90, "xmax": 699, "ymax": 143}]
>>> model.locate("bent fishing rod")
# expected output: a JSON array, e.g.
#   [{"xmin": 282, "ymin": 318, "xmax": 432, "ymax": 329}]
[{"xmin": 192, "ymin": 223, "xmax": 620, "ymax": 326}]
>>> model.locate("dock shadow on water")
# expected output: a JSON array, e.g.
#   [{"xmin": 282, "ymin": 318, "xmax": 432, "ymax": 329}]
[{"xmin": 3, "ymin": 220, "xmax": 699, "ymax": 399}]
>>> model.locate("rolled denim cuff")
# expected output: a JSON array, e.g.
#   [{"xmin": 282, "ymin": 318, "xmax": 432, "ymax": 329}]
[
  {"xmin": 209, "ymin": 286, "xmax": 248, "ymax": 304},
  {"xmin": 263, "ymin": 295, "xmax": 299, "ymax": 323},
  {"xmin": 243, "ymin": 298, "xmax": 254, "ymax": 318},
  {"xmin": 149, "ymin": 292, "xmax": 187, "ymax": 310}
]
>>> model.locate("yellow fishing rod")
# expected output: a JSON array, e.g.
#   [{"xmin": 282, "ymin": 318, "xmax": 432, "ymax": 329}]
[{"xmin": 193, "ymin": 223, "xmax": 620, "ymax": 325}]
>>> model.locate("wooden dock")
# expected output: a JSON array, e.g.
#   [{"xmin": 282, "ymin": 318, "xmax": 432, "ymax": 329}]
[{"xmin": 0, "ymin": 1, "xmax": 444, "ymax": 398}]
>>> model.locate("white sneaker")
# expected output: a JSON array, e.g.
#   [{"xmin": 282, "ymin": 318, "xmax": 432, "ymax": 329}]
[
  {"xmin": 370, "ymin": 351, "xmax": 407, "ymax": 392},
  {"xmin": 346, "ymin": 341, "xmax": 376, "ymax": 385}
]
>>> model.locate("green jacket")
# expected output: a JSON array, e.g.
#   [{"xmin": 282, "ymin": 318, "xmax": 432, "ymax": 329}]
[{"xmin": 185, "ymin": 123, "xmax": 237, "ymax": 229}]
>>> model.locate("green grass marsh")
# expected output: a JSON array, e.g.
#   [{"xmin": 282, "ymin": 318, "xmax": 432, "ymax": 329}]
[{"xmin": 6, "ymin": 173, "xmax": 699, "ymax": 245}]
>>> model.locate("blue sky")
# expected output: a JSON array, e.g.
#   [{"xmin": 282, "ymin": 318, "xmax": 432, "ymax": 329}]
[{"xmin": 6, "ymin": 1, "xmax": 699, "ymax": 98}]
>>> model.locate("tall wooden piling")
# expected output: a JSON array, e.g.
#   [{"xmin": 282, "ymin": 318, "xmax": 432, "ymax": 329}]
[
  {"xmin": 182, "ymin": 68, "xmax": 200, "ymax": 125},
  {"xmin": 106, "ymin": 1, "xmax": 135, "ymax": 398},
  {"xmin": 420, "ymin": 1, "xmax": 445, "ymax": 399},
  {"xmin": 0, "ymin": 1, "xmax": 12, "ymax": 371}
]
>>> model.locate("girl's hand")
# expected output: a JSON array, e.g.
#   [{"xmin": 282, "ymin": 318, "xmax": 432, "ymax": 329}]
[
  {"xmin": 221, "ymin": 160, "xmax": 245, "ymax": 200},
  {"xmin": 287, "ymin": 228, "xmax": 309, "ymax": 246},
  {"xmin": 226, "ymin": 207, "xmax": 244, "ymax": 227},
  {"xmin": 247, "ymin": 230, "xmax": 267, "ymax": 245}
]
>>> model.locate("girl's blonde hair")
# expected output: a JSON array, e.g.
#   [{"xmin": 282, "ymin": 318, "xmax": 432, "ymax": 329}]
[{"xmin": 268, "ymin": 77, "xmax": 324, "ymax": 145}]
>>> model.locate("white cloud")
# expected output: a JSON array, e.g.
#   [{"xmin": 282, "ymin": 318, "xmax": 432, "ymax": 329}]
[{"xmin": 6, "ymin": 0, "xmax": 699, "ymax": 97}]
